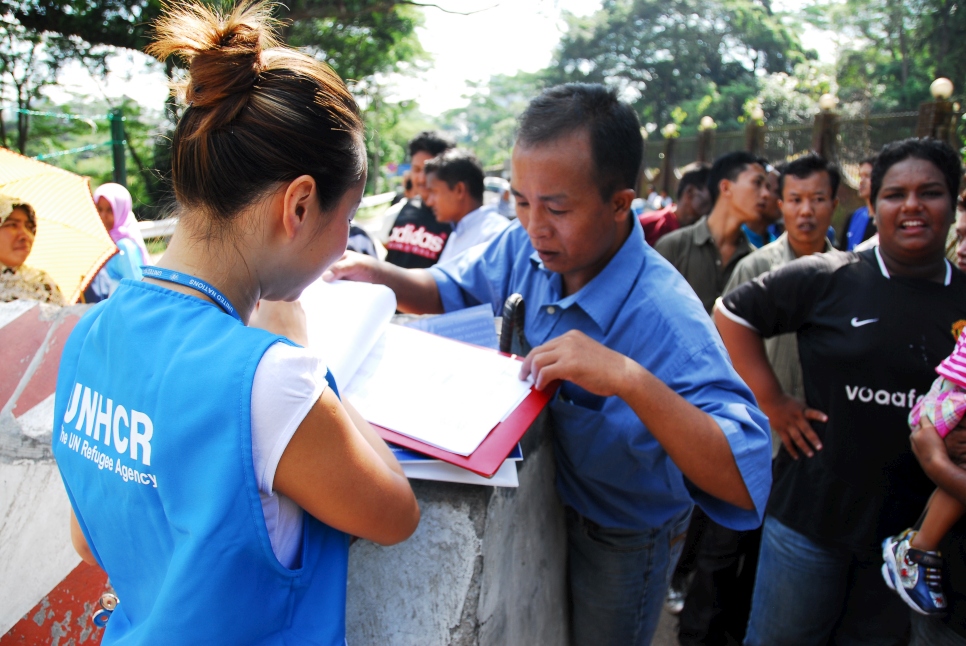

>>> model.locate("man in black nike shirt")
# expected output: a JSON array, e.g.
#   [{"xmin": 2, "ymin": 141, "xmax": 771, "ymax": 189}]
[
  {"xmin": 716, "ymin": 138, "xmax": 965, "ymax": 645},
  {"xmin": 384, "ymin": 131, "xmax": 455, "ymax": 269}
]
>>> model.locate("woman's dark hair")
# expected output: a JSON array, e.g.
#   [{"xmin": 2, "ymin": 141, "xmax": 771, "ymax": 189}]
[
  {"xmin": 516, "ymin": 83, "xmax": 642, "ymax": 200},
  {"xmin": 146, "ymin": 1, "xmax": 364, "ymax": 226},
  {"xmin": 871, "ymin": 138, "xmax": 962, "ymax": 205},
  {"xmin": 423, "ymin": 149, "xmax": 485, "ymax": 202}
]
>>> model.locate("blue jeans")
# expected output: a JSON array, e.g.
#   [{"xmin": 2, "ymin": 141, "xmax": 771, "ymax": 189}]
[
  {"xmin": 745, "ymin": 515, "xmax": 910, "ymax": 646},
  {"xmin": 566, "ymin": 506, "xmax": 690, "ymax": 646}
]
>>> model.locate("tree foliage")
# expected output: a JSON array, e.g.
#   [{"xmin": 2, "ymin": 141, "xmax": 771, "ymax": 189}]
[
  {"xmin": 437, "ymin": 72, "xmax": 547, "ymax": 170},
  {"xmin": 0, "ymin": 15, "xmax": 107, "ymax": 152},
  {"xmin": 547, "ymin": 0, "xmax": 810, "ymax": 131},
  {"xmin": 9, "ymin": 0, "xmax": 426, "ymax": 83},
  {"xmin": 804, "ymin": 0, "xmax": 965, "ymax": 112}
]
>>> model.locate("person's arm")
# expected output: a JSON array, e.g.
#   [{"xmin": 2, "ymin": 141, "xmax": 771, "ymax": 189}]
[
  {"xmin": 249, "ymin": 300, "xmax": 419, "ymax": 545},
  {"xmin": 912, "ymin": 417, "xmax": 966, "ymax": 506},
  {"xmin": 323, "ymin": 251, "xmax": 443, "ymax": 315},
  {"xmin": 70, "ymin": 510, "xmax": 99, "ymax": 567},
  {"xmin": 273, "ymin": 386, "xmax": 420, "ymax": 546},
  {"xmin": 714, "ymin": 306, "xmax": 826, "ymax": 459},
  {"xmin": 521, "ymin": 330, "xmax": 754, "ymax": 510}
]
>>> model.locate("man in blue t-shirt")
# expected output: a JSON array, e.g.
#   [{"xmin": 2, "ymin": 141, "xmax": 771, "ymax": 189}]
[{"xmin": 326, "ymin": 83, "xmax": 772, "ymax": 646}]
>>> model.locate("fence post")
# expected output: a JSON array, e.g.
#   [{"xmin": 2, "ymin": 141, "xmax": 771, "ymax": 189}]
[
  {"xmin": 744, "ymin": 108, "xmax": 764, "ymax": 156},
  {"xmin": 917, "ymin": 78, "xmax": 959, "ymax": 145},
  {"xmin": 812, "ymin": 111, "xmax": 839, "ymax": 161},
  {"xmin": 658, "ymin": 124, "xmax": 679, "ymax": 196},
  {"xmin": 697, "ymin": 116, "xmax": 715, "ymax": 163},
  {"xmin": 109, "ymin": 108, "xmax": 127, "ymax": 187},
  {"xmin": 660, "ymin": 137, "xmax": 676, "ymax": 195}
]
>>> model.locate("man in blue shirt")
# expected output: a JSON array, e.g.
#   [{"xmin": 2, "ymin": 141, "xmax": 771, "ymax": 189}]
[
  {"xmin": 326, "ymin": 83, "xmax": 772, "ymax": 645},
  {"xmin": 836, "ymin": 155, "xmax": 877, "ymax": 251}
]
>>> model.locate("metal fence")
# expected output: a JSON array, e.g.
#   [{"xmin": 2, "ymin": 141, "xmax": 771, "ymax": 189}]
[{"xmin": 647, "ymin": 111, "xmax": 925, "ymax": 189}]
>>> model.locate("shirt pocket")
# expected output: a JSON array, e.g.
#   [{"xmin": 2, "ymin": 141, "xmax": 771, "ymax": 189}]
[{"xmin": 550, "ymin": 397, "xmax": 612, "ymax": 477}]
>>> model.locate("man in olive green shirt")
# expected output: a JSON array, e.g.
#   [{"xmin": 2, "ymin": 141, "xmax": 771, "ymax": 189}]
[
  {"xmin": 723, "ymin": 154, "xmax": 840, "ymax": 458},
  {"xmin": 656, "ymin": 152, "xmax": 769, "ymax": 313}
]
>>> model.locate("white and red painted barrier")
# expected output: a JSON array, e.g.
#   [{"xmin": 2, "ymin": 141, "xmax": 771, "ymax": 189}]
[{"xmin": 0, "ymin": 301, "xmax": 111, "ymax": 644}]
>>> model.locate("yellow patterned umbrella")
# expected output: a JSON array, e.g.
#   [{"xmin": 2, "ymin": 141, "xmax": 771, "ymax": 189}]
[{"xmin": 0, "ymin": 147, "xmax": 116, "ymax": 303}]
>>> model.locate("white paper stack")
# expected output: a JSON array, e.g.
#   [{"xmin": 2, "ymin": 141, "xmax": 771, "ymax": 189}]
[{"xmin": 299, "ymin": 279, "xmax": 529, "ymax": 485}]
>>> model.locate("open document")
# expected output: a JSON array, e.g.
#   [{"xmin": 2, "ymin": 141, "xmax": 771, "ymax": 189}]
[
  {"xmin": 344, "ymin": 325, "xmax": 534, "ymax": 456},
  {"xmin": 298, "ymin": 279, "xmax": 396, "ymax": 388},
  {"xmin": 299, "ymin": 280, "xmax": 544, "ymax": 478}
]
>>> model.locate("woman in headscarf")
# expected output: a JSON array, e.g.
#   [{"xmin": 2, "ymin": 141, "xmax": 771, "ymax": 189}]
[
  {"xmin": 84, "ymin": 183, "xmax": 150, "ymax": 302},
  {"xmin": 0, "ymin": 199, "xmax": 68, "ymax": 305}
]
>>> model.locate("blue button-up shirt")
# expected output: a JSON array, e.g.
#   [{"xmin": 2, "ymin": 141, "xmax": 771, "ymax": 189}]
[{"xmin": 429, "ymin": 216, "xmax": 771, "ymax": 531}]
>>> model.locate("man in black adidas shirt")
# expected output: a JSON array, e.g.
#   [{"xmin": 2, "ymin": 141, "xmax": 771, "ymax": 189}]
[
  {"xmin": 715, "ymin": 138, "xmax": 965, "ymax": 644},
  {"xmin": 384, "ymin": 131, "xmax": 454, "ymax": 269}
]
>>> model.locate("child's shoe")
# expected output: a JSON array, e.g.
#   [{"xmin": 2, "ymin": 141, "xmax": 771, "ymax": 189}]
[{"xmin": 881, "ymin": 530, "xmax": 947, "ymax": 616}]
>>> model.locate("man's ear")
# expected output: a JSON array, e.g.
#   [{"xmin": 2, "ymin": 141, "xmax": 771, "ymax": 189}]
[
  {"xmin": 281, "ymin": 175, "xmax": 318, "ymax": 239},
  {"xmin": 612, "ymin": 188, "xmax": 636, "ymax": 220}
]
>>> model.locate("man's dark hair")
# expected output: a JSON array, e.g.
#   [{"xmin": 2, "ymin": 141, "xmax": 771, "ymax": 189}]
[
  {"xmin": 707, "ymin": 151, "xmax": 762, "ymax": 206},
  {"xmin": 516, "ymin": 83, "xmax": 642, "ymax": 200},
  {"xmin": 871, "ymin": 138, "xmax": 962, "ymax": 205},
  {"xmin": 676, "ymin": 164, "xmax": 711, "ymax": 200},
  {"xmin": 423, "ymin": 148, "xmax": 485, "ymax": 202},
  {"xmin": 778, "ymin": 154, "xmax": 841, "ymax": 199},
  {"xmin": 408, "ymin": 131, "xmax": 455, "ymax": 158}
]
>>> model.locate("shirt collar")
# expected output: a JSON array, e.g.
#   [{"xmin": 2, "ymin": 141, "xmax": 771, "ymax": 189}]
[
  {"xmin": 873, "ymin": 244, "xmax": 953, "ymax": 286},
  {"xmin": 779, "ymin": 232, "xmax": 834, "ymax": 261},
  {"xmin": 529, "ymin": 215, "xmax": 647, "ymax": 334},
  {"xmin": 691, "ymin": 216, "xmax": 713, "ymax": 245},
  {"xmin": 0, "ymin": 262, "xmax": 16, "ymax": 275},
  {"xmin": 453, "ymin": 205, "xmax": 487, "ymax": 236},
  {"xmin": 691, "ymin": 215, "xmax": 753, "ymax": 259}
]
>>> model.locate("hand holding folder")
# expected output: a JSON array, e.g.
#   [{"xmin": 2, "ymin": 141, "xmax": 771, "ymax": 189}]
[{"xmin": 300, "ymin": 281, "xmax": 553, "ymax": 478}]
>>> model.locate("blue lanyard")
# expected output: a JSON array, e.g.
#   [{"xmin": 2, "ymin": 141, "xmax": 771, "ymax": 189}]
[{"xmin": 141, "ymin": 266, "xmax": 242, "ymax": 322}]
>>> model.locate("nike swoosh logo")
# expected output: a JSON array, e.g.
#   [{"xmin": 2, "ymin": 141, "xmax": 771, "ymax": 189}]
[{"xmin": 851, "ymin": 317, "xmax": 879, "ymax": 327}]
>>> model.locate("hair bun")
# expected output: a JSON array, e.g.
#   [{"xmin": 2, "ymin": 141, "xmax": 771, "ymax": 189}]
[{"xmin": 147, "ymin": 1, "xmax": 279, "ymax": 133}]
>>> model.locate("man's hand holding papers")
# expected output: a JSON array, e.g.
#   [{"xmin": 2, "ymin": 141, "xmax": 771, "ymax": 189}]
[{"xmin": 520, "ymin": 329, "xmax": 631, "ymax": 395}]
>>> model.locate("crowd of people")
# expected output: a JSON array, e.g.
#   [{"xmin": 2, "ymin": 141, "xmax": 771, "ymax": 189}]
[{"xmin": 0, "ymin": 0, "xmax": 961, "ymax": 644}]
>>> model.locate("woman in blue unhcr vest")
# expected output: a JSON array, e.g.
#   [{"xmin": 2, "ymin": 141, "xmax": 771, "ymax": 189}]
[{"xmin": 51, "ymin": 2, "xmax": 420, "ymax": 643}]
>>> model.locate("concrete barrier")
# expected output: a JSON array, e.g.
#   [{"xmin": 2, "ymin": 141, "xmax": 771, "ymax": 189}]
[{"xmin": 0, "ymin": 300, "xmax": 569, "ymax": 644}]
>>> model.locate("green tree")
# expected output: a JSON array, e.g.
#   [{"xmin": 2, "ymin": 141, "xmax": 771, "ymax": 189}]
[
  {"xmin": 0, "ymin": 15, "xmax": 106, "ymax": 152},
  {"xmin": 548, "ymin": 0, "xmax": 810, "ymax": 131},
  {"xmin": 438, "ymin": 71, "xmax": 547, "ymax": 169},
  {"xmin": 805, "ymin": 0, "xmax": 965, "ymax": 111},
  {"xmin": 11, "ymin": 0, "xmax": 427, "ymax": 83},
  {"xmin": 23, "ymin": 95, "xmax": 165, "ymax": 218}
]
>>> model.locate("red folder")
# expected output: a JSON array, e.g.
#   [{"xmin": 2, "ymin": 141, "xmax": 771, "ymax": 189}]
[{"xmin": 373, "ymin": 358, "xmax": 556, "ymax": 479}]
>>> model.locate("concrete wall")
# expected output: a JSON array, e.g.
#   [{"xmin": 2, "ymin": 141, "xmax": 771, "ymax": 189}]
[{"xmin": 346, "ymin": 412, "xmax": 569, "ymax": 645}]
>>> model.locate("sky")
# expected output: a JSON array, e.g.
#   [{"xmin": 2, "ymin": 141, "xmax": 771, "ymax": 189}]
[{"xmin": 47, "ymin": 0, "xmax": 833, "ymax": 117}]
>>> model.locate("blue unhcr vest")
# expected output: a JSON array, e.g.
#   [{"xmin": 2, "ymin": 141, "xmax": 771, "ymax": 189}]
[{"xmin": 53, "ymin": 280, "xmax": 349, "ymax": 645}]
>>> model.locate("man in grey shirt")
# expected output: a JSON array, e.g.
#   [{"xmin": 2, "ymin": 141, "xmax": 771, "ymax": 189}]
[
  {"xmin": 723, "ymin": 154, "xmax": 840, "ymax": 458},
  {"xmin": 656, "ymin": 152, "xmax": 770, "ymax": 313}
]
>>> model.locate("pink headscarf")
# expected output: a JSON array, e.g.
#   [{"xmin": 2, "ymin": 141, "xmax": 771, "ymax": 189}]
[{"xmin": 93, "ymin": 183, "xmax": 150, "ymax": 266}]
